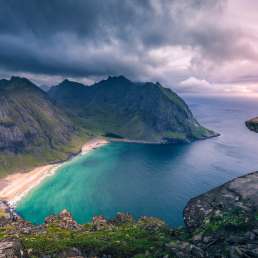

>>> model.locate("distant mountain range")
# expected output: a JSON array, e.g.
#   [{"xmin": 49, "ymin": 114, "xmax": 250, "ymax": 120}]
[{"xmin": 0, "ymin": 75, "xmax": 217, "ymax": 176}]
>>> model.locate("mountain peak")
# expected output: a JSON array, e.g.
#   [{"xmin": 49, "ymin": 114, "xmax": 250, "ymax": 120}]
[
  {"xmin": 10, "ymin": 76, "xmax": 31, "ymax": 84},
  {"xmin": 106, "ymin": 75, "xmax": 130, "ymax": 83},
  {"xmin": 59, "ymin": 79, "xmax": 85, "ymax": 88},
  {"xmin": 9, "ymin": 76, "xmax": 37, "ymax": 88},
  {"xmin": 61, "ymin": 79, "xmax": 71, "ymax": 84},
  {"xmin": 0, "ymin": 76, "xmax": 42, "ymax": 92}
]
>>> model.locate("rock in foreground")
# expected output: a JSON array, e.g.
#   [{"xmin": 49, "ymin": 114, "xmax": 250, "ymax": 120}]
[
  {"xmin": 184, "ymin": 172, "xmax": 258, "ymax": 257},
  {"xmin": 184, "ymin": 172, "xmax": 258, "ymax": 231},
  {"xmin": 0, "ymin": 172, "xmax": 257, "ymax": 257}
]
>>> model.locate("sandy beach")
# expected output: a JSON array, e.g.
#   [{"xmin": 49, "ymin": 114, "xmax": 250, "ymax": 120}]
[{"xmin": 0, "ymin": 137, "xmax": 109, "ymax": 206}]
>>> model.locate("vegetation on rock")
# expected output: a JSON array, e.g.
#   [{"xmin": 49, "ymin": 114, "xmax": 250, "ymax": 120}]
[{"xmin": 0, "ymin": 172, "xmax": 257, "ymax": 257}]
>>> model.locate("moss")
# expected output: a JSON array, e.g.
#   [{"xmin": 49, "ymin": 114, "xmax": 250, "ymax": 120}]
[
  {"xmin": 201, "ymin": 210, "xmax": 248, "ymax": 234},
  {"xmin": 191, "ymin": 126, "xmax": 212, "ymax": 139},
  {"xmin": 21, "ymin": 222, "xmax": 172, "ymax": 257},
  {"xmin": 0, "ymin": 225, "xmax": 14, "ymax": 240},
  {"xmin": 163, "ymin": 131, "xmax": 187, "ymax": 141},
  {"xmin": 0, "ymin": 209, "xmax": 7, "ymax": 218},
  {"xmin": 0, "ymin": 130, "xmax": 91, "ymax": 178}
]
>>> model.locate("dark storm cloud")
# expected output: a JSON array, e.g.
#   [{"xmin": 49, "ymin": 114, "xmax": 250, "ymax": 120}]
[
  {"xmin": 0, "ymin": 0, "xmax": 156, "ymax": 78},
  {"xmin": 0, "ymin": 0, "xmax": 225, "ymax": 78},
  {"xmin": 0, "ymin": 0, "xmax": 257, "ymax": 94}
]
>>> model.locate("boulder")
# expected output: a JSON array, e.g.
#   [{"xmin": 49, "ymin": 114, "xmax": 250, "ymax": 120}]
[
  {"xmin": 45, "ymin": 209, "xmax": 80, "ymax": 230},
  {"xmin": 0, "ymin": 239, "xmax": 25, "ymax": 258},
  {"xmin": 92, "ymin": 216, "xmax": 109, "ymax": 231},
  {"xmin": 111, "ymin": 212, "xmax": 133, "ymax": 224},
  {"xmin": 184, "ymin": 172, "xmax": 258, "ymax": 231}
]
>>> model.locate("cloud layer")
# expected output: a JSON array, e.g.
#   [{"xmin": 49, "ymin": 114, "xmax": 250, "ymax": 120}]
[{"xmin": 0, "ymin": 0, "xmax": 257, "ymax": 94}]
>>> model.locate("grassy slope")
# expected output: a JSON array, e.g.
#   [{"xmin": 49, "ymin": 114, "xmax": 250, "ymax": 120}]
[
  {"xmin": 0, "ymin": 209, "xmax": 256, "ymax": 258},
  {"xmin": 0, "ymin": 130, "xmax": 91, "ymax": 177},
  {"xmin": 49, "ymin": 77, "xmax": 216, "ymax": 143},
  {"xmin": 0, "ymin": 78, "xmax": 93, "ymax": 177}
]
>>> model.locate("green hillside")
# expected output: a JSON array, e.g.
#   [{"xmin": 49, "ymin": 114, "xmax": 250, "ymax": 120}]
[
  {"xmin": 49, "ymin": 76, "xmax": 217, "ymax": 143},
  {"xmin": 0, "ymin": 77, "xmax": 89, "ymax": 176}
]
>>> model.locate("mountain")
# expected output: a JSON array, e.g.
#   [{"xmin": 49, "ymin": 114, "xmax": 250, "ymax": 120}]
[
  {"xmin": 0, "ymin": 75, "xmax": 217, "ymax": 175},
  {"xmin": 0, "ymin": 77, "xmax": 87, "ymax": 176},
  {"xmin": 49, "ymin": 76, "xmax": 217, "ymax": 143},
  {"xmin": 246, "ymin": 117, "xmax": 258, "ymax": 132}
]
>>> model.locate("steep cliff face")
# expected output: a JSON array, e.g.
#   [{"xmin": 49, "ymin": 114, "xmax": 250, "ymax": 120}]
[
  {"xmin": 184, "ymin": 172, "xmax": 258, "ymax": 257},
  {"xmin": 49, "ymin": 76, "xmax": 217, "ymax": 143},
  {"xmin": 0, "ymin": 172, "xmax": 257, "ymax": 257},
  {"xmin": 0, "ymin": 77, "xmax": 75, "ymax": 152},
  {"xmin": 246, "ymin": 117, "xmax": 258, "ymax": 133},
  {"xmin": 184, "ymin": 172, "xmax": 258, "ymax": 231},
  {"xmin": 0, "ymin": 77, "xmax": 85, "ymax": 176}
]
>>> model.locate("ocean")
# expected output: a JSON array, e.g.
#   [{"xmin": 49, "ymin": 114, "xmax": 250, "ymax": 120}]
[{"xmin": 16, "ymin": 95, "xmax": 258, "ymax": 227}]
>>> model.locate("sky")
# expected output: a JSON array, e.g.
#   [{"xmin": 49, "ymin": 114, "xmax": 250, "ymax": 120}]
[{"xmin": 0, "ymin": 0, "xmax": 258, "ymax": 95}]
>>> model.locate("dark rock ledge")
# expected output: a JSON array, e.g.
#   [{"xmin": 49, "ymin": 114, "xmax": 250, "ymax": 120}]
[{"xmin": 0, "ymin": 172, "xmax": 257, "ymax": 258}]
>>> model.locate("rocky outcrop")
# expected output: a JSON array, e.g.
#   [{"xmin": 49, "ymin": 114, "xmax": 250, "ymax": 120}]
[
  {"xmin": 0, "ymin": 239, "xmax": 25, "ymax": 258},
  {"xmin": 184, "ymin": 172, "xmax": 258, "ymax": 231},
  {"xmin": 0, "ymin": 172, "xmax": 257, "ymax": 257},
  {"xmin": 246, "ymin": 117, "xmax": 258, "ymax": 133},
  {"xmin": 184, "ymin": 172, "xmax": 258, "ymax": 258},
  {"xmin": 0, "ymin": 201, "xmax": 11, "ymax": 225},
  {"xmin": 45, "ymin": 209, "xmax": 81, "ymax": 230}
]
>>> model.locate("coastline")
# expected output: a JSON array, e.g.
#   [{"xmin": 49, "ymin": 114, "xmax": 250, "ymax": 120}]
[
  {"xmin": 0, "ymin": 137, "xmax": 109, "ymax": 207},
  {"xmin": 0, "ymin": 134, "xmax": 218, "ymax": 209}
]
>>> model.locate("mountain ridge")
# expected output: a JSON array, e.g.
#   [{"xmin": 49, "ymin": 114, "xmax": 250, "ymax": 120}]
[
  {"xmin": 0, "ymin": 75, "xmax": 218, "ymax": 176},
  {"xmin": 0, "ymin": 77, "xmax": 89, "ymax": 176},
  {"xmin": 49, "ymin": 75, "xmax": 218, "ymax": 143}
]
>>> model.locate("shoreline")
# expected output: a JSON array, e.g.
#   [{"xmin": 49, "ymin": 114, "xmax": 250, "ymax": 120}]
[
  {"xmin": 106, "ymin": 132, "xmax": 220, "ymax": 145},
  {"xmin": 0, "ymin": 134, "xmax": 218, "ymax": 208},
  {"xmin": 0, "ymin": 137, "xmax": 109, "ymax": 207}
]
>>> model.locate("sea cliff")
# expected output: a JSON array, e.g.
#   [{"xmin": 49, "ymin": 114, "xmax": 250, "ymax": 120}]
[{"xmin": 0, "ymin": 172, "xmax": 257, "ymax": 258}]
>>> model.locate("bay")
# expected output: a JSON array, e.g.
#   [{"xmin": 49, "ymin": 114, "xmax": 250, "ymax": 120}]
[{"xmin": 16, "ymin": 95, "xmax": 258, "ymax": 226}]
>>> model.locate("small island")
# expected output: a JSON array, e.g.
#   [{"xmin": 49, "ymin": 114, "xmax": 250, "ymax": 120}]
[{"xmin": 246, "ymin": 117, "xmax": 258, "ymax": 133}]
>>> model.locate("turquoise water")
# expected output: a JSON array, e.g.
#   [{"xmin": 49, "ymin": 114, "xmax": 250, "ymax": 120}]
[{"xmin": 16, "ymin": 95, "xmax": 258, "ymax": 226}]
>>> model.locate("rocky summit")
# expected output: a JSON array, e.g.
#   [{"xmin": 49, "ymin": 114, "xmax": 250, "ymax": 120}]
[{"xmin": 0, "ymin": 172, "xmax": 257, "ymax": 257}]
